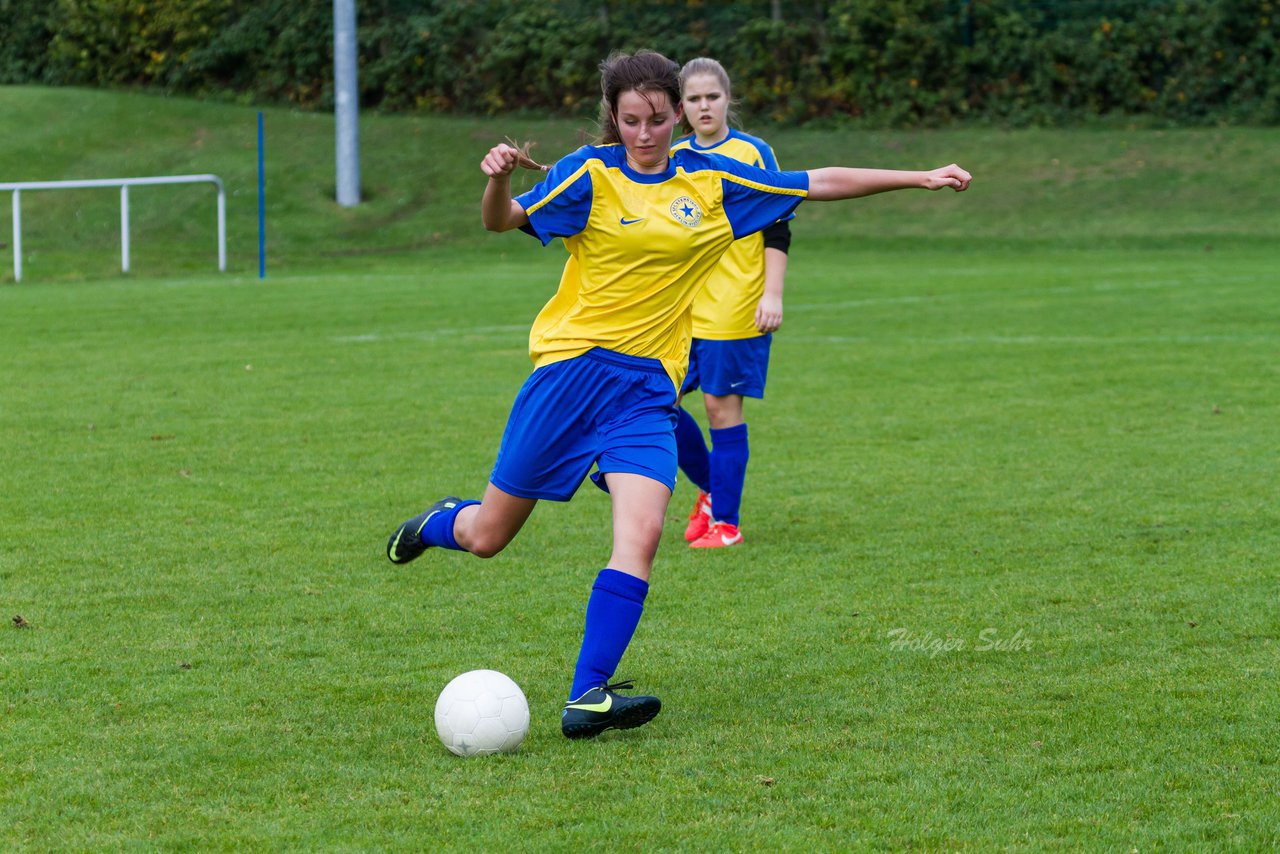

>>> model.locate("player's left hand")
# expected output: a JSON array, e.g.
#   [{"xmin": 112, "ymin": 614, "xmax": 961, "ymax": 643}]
[
  {"xmin": 924, "ymin": 164, "xmax": 972, "ymax": 192},
  {"xmin": 755, "ymin": 294, "xmax": 783, "ymax": 333}
]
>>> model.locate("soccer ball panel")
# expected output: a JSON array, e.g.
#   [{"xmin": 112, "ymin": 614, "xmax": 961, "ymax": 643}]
[
  {"xmin": 443, "ymin": 701, "xmax": 481, "ymax": 735},
  {"xmin": 472, "ymin": 717, "xmax": 510, "ymax": 753},
  {"xmin": 500, "ymin": 695, "xmax": 531, "ymax": 732},
  {"xmin": 474, "ymin": 692, "xmax": 503, "ymax": 718}
]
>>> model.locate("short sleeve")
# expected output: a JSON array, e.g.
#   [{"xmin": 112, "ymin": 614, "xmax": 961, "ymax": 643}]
[
  {"xmin": 513, "ymin": 147, "xmax": 596, "ymax": 245},
  {"xmin": 713, "ymin": 156, "xmax": 808, "ymax": 240},
  {"xmin": 752, "ymin": 140, "xmax": 796, "ymax": 224}
]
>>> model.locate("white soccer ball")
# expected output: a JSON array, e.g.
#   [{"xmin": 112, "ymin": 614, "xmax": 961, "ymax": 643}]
[{"xmin": 434, "ymin": 669, "xmax": 530, "ymax": 757}]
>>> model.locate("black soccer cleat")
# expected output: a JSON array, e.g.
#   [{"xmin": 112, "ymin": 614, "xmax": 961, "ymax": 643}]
[
  {"xmin": 561, "ymin": 680, "xmax": 661, "ymax": 739},
  {"xmin": 386, "ymin": 497, "xmax": 462, "ymax": 564}
]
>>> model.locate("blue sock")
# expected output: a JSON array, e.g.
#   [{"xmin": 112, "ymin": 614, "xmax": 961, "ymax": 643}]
[
  {"xmin": 675, "ymin": 407, "xmax": 711, "ymax": 494},
  {"xmin": 709, "ymin": 423, "xmax": 749, "ymax": 526},
  {"xmin": 421, "ymin": 499, "xmax": 480, "ymax": 551},
  {"xmin": 569, "ymin": 569, "xmax": 649, "ymax": 700}
]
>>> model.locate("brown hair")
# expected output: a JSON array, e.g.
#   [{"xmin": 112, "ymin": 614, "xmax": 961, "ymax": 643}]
[
  {"xmin": 504, "ymin": 136, "xmax": 550, "ymax": 172},
  {"xmin": 596, "ymin": 50, "xmax": 681, "ymax": 145}
]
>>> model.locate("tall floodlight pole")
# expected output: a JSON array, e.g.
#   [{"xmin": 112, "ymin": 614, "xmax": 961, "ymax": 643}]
[{"xmin": 334, "ymin": 0, "xmax": 361, "ymax": 207}]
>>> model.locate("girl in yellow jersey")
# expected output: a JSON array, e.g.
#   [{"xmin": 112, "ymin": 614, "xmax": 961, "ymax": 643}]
[
  {"xmin": 387, "ymin": 50, "xmax": 971, "ymax": 740},
  {"xmin": 671, "ymin": 57, "xmax": 791, "ymax": 549}
]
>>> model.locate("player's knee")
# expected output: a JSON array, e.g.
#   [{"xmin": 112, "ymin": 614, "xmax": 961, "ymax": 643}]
[
  {"xmin": 628, "ymin": 517, "xmax": 665, "ymax": 559},
  {"xmin": 454, "ymin": 505, "xmax": 521, "ymax": 558},
  {"xmin": 465, "ymin": 531, "xmax": 510, "ymax": 559}
]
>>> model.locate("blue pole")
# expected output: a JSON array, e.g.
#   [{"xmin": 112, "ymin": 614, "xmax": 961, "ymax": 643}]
[{"xmin": 257, "ymin": 111, "xmax": 265, "ymax": 279}]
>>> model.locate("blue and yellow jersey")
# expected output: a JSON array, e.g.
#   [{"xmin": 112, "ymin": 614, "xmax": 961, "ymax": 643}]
[
  {"xmin": 670, "ymin": 129, "xmax": 787, "ymax": 340},
  {"xmin": 513, "ymin": 143, "xmax": 807, "ymax": 389}
]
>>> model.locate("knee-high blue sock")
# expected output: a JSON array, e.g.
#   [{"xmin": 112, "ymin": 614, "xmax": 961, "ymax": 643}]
[
  {"xmin": 421, "ymin": 499, "xmax": 480, "ymax": 551},
  {"xmin": 569, "ymin": 569, "xmax": 649, "ymax": 699},
  {"xmin": 675, "ymin": 407, "xmax": 711, "ymax": 494},
  {"xmin": 709, "ymin": 423, "xmax": 749, "ymax": 526}
]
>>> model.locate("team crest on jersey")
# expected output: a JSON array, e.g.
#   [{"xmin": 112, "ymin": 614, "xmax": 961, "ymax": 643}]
[{"xmin": 669, "ymin": 196, "xmax": 703, "ymax": 228}]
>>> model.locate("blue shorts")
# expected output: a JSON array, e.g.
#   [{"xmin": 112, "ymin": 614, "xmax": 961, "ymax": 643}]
[
  {"xmin": 490, "ymin": 348, "xmax": 679, "ymax": 501},
  {"xmin": 680, "ymin": 334, "xmax": 773, "ymax": 399}
]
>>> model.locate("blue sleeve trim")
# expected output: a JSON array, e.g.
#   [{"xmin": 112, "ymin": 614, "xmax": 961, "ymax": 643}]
[{"xmin": 513, "ymin": 147, "xmax": 598, "ymax": 245}]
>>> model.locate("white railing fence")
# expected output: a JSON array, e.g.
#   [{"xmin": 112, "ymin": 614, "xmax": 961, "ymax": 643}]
[{"xmin": 1, "ymin": 174, "xmax": 227, "ymax": 282}]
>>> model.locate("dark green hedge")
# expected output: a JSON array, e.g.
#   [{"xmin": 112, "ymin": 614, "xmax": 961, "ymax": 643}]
[{"xmin": 4, "ymin": 0, "xmax": 1277, "ymax": 125}]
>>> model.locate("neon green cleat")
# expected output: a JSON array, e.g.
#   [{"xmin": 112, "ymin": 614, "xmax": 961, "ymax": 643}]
[
  {"xmin": 386, "ymin": 496, "xmax": 461, "ymax": 564},
  {"xmin": 561, "ymin": 680, "xmax": 661, "ymax": 739}
]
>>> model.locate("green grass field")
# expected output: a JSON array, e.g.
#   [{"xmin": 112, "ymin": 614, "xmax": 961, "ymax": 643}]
[{"xmin": 2, "ymin": 87, "xmax": 1279, "ymax": 850}]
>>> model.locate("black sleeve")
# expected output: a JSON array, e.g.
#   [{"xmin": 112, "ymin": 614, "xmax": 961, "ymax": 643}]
[{"xmin": 762, "ymin": 219, "xmax": 791, "ymax": 254}]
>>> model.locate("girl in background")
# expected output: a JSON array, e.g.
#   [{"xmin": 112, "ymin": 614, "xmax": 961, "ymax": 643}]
[{"xmin": 671, "ymin": 57, "xmax": 790, "ymax": 549}]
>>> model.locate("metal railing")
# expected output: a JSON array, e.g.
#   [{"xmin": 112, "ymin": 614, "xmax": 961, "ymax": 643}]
[{"xmin": 1, "ymin": 174, "xmax": 227, "ymax": 282}]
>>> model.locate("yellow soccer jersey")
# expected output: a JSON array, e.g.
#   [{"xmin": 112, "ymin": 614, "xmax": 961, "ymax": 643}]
[
  {"xmin": 670, "ymin": 129, "xmax": 789, "ymax": 340},
  {"xmin": 513, "ymin": 144, "xmax": 808, "ymax": 389}
]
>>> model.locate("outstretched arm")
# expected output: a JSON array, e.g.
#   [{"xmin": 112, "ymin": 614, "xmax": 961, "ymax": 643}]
[
  {"xmin": 806, "ymin": 164, "xmax": 971, "ymax": 201},
  {"xmin": 481, "ymin": 143, "xmax": 531, "ymax": 232}
]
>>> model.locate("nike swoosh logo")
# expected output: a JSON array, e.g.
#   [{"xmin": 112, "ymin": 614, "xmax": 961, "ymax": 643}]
[
  {"xmin": 730, "ymin": 381, "xmax": 746, "ymax": 388},
  {"xmin": 565, "ymin": 694, "xmax": 613, "ymax": 714},
  {"xmin": 619, "ymin": 217, "xmax": 645, "ymax": 226},
  {"xmin": 722, "ymin": 534, "xmax": 740, "ymax": 545},
  {"xmin": 388, "ymin": 529, "xmax": 406, "ymax": 560}
]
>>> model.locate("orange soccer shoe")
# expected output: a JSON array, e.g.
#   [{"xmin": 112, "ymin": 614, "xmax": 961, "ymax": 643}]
[
  {"xmin": 689, "ymin": 521, "xmax": 743, "ymax": 549},
  {"xmin": 683, "ymin": 490, "xmax": 712, "ymax": 542}
]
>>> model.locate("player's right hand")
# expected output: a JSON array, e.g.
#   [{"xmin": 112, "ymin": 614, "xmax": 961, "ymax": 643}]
[
  {"xmin": 924, "ymin": 164, "xmax": 972, "ymax": 192},
  {"xmin": 482, "ymin": 144, "xmax": 520, "ymax": 178}
]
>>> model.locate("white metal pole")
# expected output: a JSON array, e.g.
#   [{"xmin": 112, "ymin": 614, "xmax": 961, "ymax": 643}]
[
  {"xmin": 334, "ymin": 0, "xmax": 361, "ymax": 207},
  {"xmin": 120, "ymin": 184, "xmax": 131, "ymax": 273},
  {"xmin": 12, "ymin": 190, "xmax": 21, "ymax": 283},
  {"xmin": 217, "ymin": 184, "xmax": 227, "ymax": 272}
]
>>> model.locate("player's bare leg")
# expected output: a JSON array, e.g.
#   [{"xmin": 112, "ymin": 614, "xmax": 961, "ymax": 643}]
[
  {"xmin": 702, "ymin": 391, "xmax": 745, "ymax": 430},
  {"xmin": 452, "ymin": 482, "xmax": 537, "ymax": 558},
  {"xmin": 602, "ymin": 472, "xmax": 671, "ymax": 580}
]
